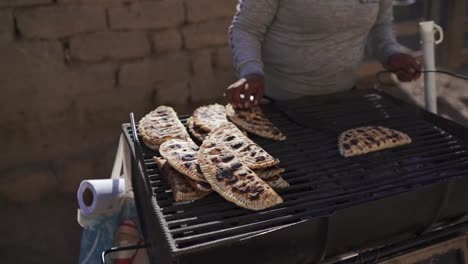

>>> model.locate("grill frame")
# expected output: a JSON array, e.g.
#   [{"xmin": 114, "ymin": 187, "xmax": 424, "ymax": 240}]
[{"xmin": 124, "ymin": 89, "xmax": 468, "ymax": 264}]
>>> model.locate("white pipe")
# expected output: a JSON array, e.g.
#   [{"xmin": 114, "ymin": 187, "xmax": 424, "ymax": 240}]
[{"xmin": 419, "ymin": 21, "xmax": 444, "ymax": 114}]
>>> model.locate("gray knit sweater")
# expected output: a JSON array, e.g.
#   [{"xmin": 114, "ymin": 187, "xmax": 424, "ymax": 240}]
[{"xmin": 229, "ymin": 0, "xmax": 401, "ymax": 100}]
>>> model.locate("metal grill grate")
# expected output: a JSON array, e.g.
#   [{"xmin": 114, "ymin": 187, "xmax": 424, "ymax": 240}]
[{"xmin": 122, "ymin": 89, "xmax": 468, "ymax": 262}]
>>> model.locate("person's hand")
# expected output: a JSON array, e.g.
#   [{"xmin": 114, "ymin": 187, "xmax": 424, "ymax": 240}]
[
  {"xmin": 385, "ymin": 53, "xmax": 421, "ymax": 82},
  {"xmin": 225, "ymin": 74, "xmax": 265, "ymax": 109}
]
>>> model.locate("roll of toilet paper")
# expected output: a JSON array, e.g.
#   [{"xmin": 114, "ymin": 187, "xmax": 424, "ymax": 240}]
[{"xmin": 78, "ymin": 178, "xmax": 126, "ymax": 215}]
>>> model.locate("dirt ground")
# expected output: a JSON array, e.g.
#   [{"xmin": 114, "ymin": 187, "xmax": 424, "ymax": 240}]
[{"xmin": 0, "ymin": 194, "xmax": 81, "ymax": 263}]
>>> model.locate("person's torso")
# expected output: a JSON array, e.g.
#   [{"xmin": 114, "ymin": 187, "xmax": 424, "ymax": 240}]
[{"xmin": 262, "ymin": 0, "xmax": 381, "ymax": 97}]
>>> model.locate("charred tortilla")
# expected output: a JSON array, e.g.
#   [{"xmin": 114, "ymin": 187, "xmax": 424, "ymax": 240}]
[
  {"xmin": 209, "ymin": 123, "xmax": 279, "ymax": 169},
  {"xmin": 159, "ymin": 139, "xmax": 206, "ymax": 182},
  {"xmin": 185, "ymin": 177, "xmax": 212, "ymax": 192},
  {"xmin": 187, "ymin": 116, "xmax": 209, "ymax": 142},
  {"xmin": 226, "ymin": 104, "xmax": 286, "ymax": 141},
  {"xmin": 264, "ymin": 175, "xmax": 290, "ymax": 191},
  {"xmin": 339, "ymin": 126, "xmax": 412, "ymax": 157},
  {"xmin": 198, "ymin": 136, "xmax": 283, "ymax": 210},
  {"xmin": 154, "ymin": 157, "xmax": 209, "ymax": 202},
  {"xmin": 193, "ymin": 104, "xmax": 228, "ymax": 132},
  {"xmin": 254, "ymin": 166, "xmax": 286, "ymax": 180},
  {"xmin": 142, "ymin": 138, "xmax": 161, "ymax": 151},
  {"xmin": 139, "ymin": 106, "xmax": 190, "ymax": 150}
]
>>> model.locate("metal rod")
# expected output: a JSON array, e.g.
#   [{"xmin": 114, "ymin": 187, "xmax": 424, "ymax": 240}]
[
  {"xmin": 419, "ymin": 21, "xmax": 444, "ymax": 114},
  {"xmin": 101, "ymin": 243, "xmax": 150, "ymax": 264}
]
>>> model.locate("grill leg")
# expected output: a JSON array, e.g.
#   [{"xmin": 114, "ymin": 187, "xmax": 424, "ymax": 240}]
[{"xmin": 316, "ymin": 217, "xmax": 331, "ymax": 263}]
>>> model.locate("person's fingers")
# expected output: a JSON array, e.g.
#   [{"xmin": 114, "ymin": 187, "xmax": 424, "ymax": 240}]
[
  {"xmin": 396, "ymin": 70, "xmax": 413, "ymax": 82},
  {"xmin": 225, "ymin": 75, "xmax": 264, "ymax": 108},
  {"xmin": 395, "ymin": 60, "xmax": 416, "ymax": 80},
  {"xmin": 414, "ymin": 70, "xmax": 421, "ymax": 80},
  {"xmin": 411, "ymin": 58, "xmax": 421, "ymax": 69},
  {"xmin": 411, "ymin": 59, "xmax": 422, "ymax": 80},
  {"xmin": 253, "ymin": 91, "xmax": 260, "ymax": 106},
  {"xmin": 226, "ymin": 79, "xmax": 246, "ymax": 108},
  {"xmin": 395, "ymin": 69, "xmax": 410, "ymax": 81},
  {"xmin": 225, "ymin": 86, "xmax": 232, "ymax": 102},
  {"xmin": 232, "ymin": 84, "xmax": 244, "ymax": 109},
  {"xmin": 406, "ymin": 66, "xmax": 416, "ymax": 75},
  {"xmin": 242, "ymin": 83, "xmax": 253, "ymax": 108},
  {"xmin": 227, "ymin": 88, "xmax": 239, "ymax": 107},
  {"xmin": 226, "ymin": 82, "xmax": 240, "ymax": 106},
  {"xmin": 411, "ymin": 65, "xmax": 422, "ymax": 80},
  {"xmin": 405, "ymin": 60, "xmax": 421, "ymax": 80},
  {"xmin": 227, "ymin": 86, "xmax": 242, "ymax": 108},
  {"xmin": 226, "ymin": 86, "xmax": 236, "ymax": 106},
  {"xmin": 253, "ymin": 84, "xmax": 264, "ymax": 105}
]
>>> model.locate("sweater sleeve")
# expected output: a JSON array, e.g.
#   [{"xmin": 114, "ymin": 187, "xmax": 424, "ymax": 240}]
[
  {"xmin": 229, "ymin": 0, "xmax": 279, "ymax": 78},
  {"xmin": 365, "ymin": 0, "xmax": 401, "ymax": 64}
]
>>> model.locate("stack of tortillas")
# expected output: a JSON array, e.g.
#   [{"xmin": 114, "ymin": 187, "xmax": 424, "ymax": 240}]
[
  {"xmin": 187, "ymin": 105, "xmax": 289, "ymax": 191},
  {"xmin": 186, "ymin": 104, "xmax": 229, "ymax": 142},
  {"xmin": 198, "ymin": 122, "xmax": 285, "ymax": 210},
  {"xmin": 139, "ymin": 104, "xmax": 288, "ymax": 210},
  {"xmin": 138, "ymin": 106, "xmax": 191, "ymax": 150},
  {"xmin": 138, "ymin": 106, "xmax": 212, "ymax": 202}
]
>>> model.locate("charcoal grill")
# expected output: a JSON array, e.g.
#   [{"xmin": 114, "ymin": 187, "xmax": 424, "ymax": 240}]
[{"xmin": 122, "ymin": 89, "xmax": 468, "ymax": 264}]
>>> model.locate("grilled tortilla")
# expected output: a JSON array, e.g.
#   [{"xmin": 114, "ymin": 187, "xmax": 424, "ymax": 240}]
[
  {"xmin": 187, "ymin": 116, "xmax": 209, "ymax": 142},
  {"xmin": 264, "ymin": 175, "xmax": 290, "ymax": 191},
  {"xmin": 186, "ymin": 177, "xmax": 212, "ymax": 192},
  {"xmin": 193, "ymin": 104, "xmax": 228, "ymax": 132},
  {"xmin": 226, "ymin": 104, "xmax": 286, "ymax": 141},
  {"xmin": 139, "ymin": 106, "xmax": 190, "ymax": 150},
  {"xmin": 199, "ymin": 135, "xmax": 283, "ymax": 210},
  {"xmin": 159, "ymin": 139, "xmax": 206, "ymax": 182},
  {"xmin": 209, "ymin": 122, "xmax": 279, "ymax": 169},
  {"xmin": 339, "ymin": 126, "xmax": 412, "ymax": 157},
  {"xmin": 254, "ymin": 166, "xmax": 286, "ymax": 180},
  {"xmin": 154, "ymin": 157, "xmax": 209, "ymax": 202}
]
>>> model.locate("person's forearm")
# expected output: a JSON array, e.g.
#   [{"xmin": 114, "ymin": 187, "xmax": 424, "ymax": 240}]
[
  {"xmin": 229, "ymin": 26, "xmax": 264, "ymax": 77},
  {"xmin": 366, "ymin": 0, "xmax": 401, "ymax": 64},
  {"xmin": 367, "ymin": 23, "xmax": 401, "ymax": 65},
  {"xmin": 229, "ymin": 0, "xmax": 278, "ymax": 78}
]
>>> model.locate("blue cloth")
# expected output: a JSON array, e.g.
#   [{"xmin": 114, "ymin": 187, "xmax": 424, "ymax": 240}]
[{"xmin": 78, "ymin": 198, "xmax": 139, "ymax": 264}]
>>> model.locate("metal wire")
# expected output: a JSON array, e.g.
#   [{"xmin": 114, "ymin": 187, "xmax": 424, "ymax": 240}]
[
  {"xmin": 101, "ymin": 243, "xmax": 150, "ymax": 264},
  {"xmin": 375, "ymin": 69, "xmax": 468, "ymax": 86}
]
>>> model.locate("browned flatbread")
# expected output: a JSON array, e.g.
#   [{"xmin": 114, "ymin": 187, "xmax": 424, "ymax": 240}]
[
  {"xmin": 142, "ymin": 138, "xmax": 161, "ymax": 151},
  {"xmin": 154, "ymin": 157, "xmax": 209, "ymax": 202},
  {"xmin": 254, "ymin": 166, "xmax": 286, "ymax": 180},
  {"xmin": 187, "ymin": 116, "xmax": 209, "ymax": 142},
  {"xmin": 198, "ymin": 135, "xmax": 283, "ymax": 210},
  {"xmin": 193, "ymin": 104, "xmax": 229, "ymax": 132},
  {"xmin": 264, "ymin": 175, "xmax": 290, "ymax": 191},
  {"xmin": 209, "ymin": 122, "xmax": 280, "ymax": 169},
  {"xmin": 139, "ymin": 106, "xmax": 190, "ymax": 150},
  {"xmin": 339, "ymin": 126, "xmax": 412, "ymax": 157},
  {"xmin": 185, "ymin": 177, "xmax": 212, "ymax": 192},
  {"xmin": 159, "ymin": 139, "xmax": 206, "ymax": 182},
  {"xmin": 226, "ymin": 104, "xmax": 286, "ymax": 141}
]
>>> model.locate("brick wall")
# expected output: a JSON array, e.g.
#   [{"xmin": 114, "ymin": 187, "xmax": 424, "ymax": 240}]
[{"xmin": 0, "ymin": 0, "xmax": 238, "ymax": 201}]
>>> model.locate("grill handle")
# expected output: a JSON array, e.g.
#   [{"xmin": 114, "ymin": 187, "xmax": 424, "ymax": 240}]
[{"xmin": 130, "ymin": 113, "xmax": 154, "ymax": 197}]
